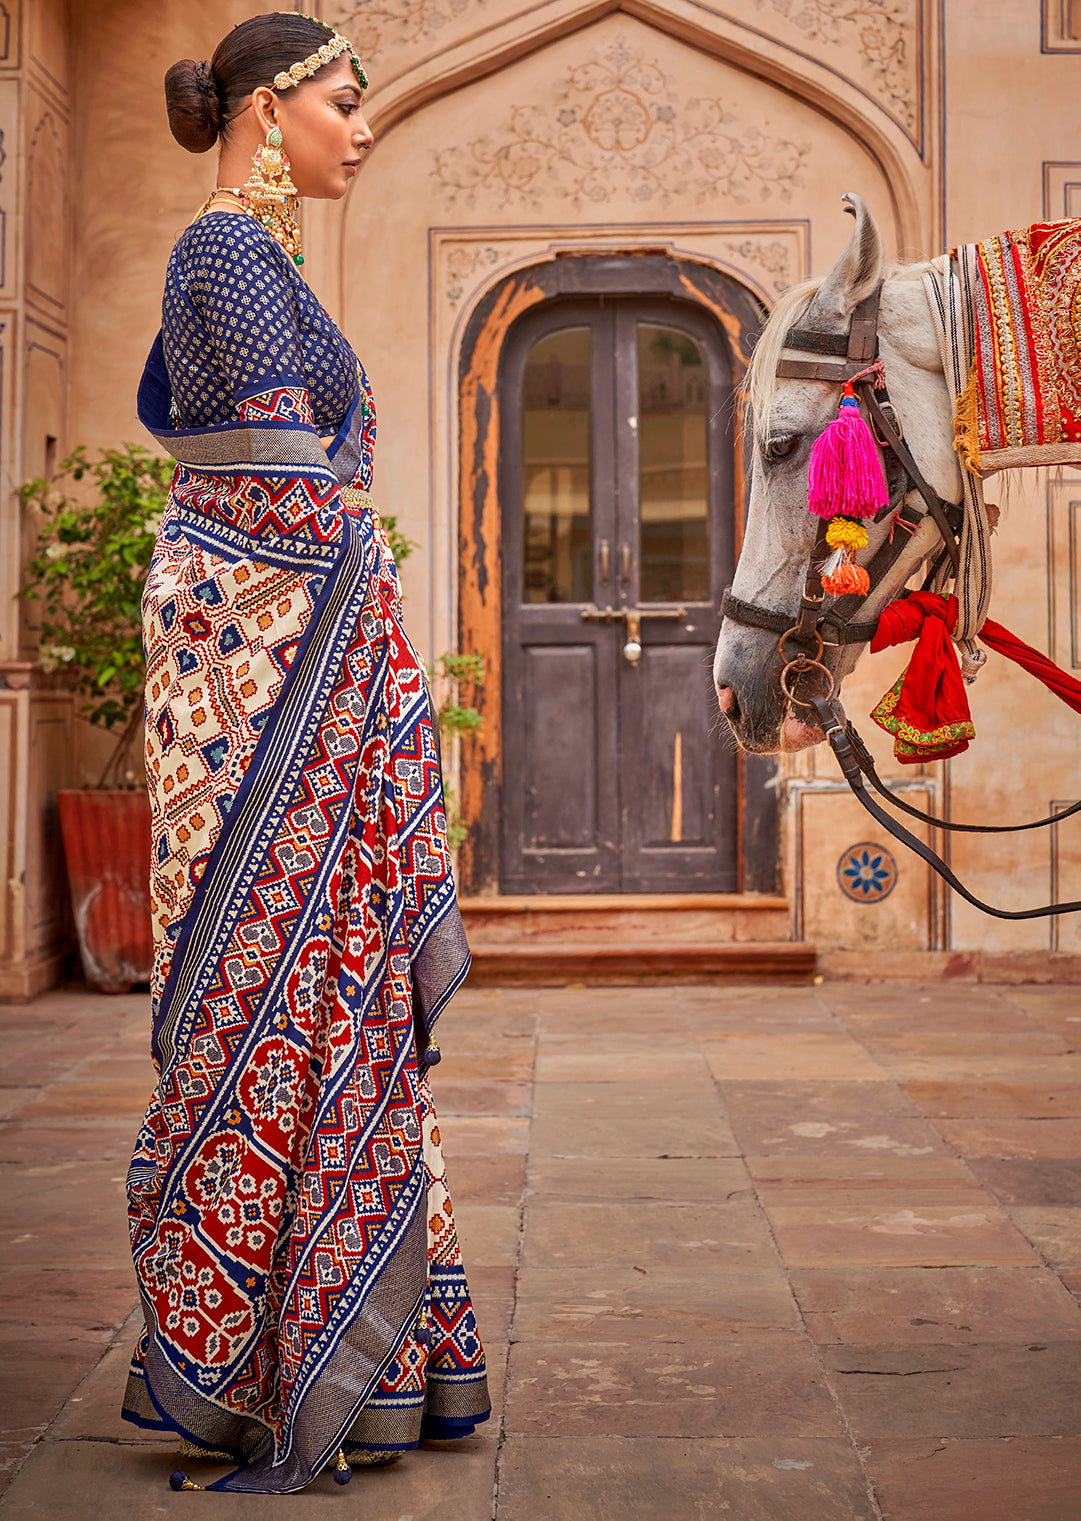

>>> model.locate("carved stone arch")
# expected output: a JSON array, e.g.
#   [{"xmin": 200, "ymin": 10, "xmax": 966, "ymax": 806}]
[
  {"xmin": 347, "ymin": 0, "xmax": 927, "ymax": 255},
  {"xmin": 454, "ymin": 247, "xmax": 780, "ymax": 894}
]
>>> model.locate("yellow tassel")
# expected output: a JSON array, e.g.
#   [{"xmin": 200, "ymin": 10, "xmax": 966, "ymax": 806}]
[{"xmin": 953, "ymin": 359, "xmax": 982, "ymax": 474}]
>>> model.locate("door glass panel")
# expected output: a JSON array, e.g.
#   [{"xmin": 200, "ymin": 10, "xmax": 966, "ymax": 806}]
[
  {"xmin": 637, "ymin": 323, "xmax": 709, "ymax": 602},
  {"xmin": 521, "ymin": 328, "xmax": 592, "ymax": 604}
]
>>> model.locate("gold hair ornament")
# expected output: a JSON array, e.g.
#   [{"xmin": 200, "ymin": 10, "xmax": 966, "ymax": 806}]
[{"xmin": 271, "ymin": 30, "xmax": 368, "ymax": 93}]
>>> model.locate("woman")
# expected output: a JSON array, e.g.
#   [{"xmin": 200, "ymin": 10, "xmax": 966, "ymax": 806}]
[{"xmin": 124, "ymin": 13, "xmax": 489, "ymax": 1494}]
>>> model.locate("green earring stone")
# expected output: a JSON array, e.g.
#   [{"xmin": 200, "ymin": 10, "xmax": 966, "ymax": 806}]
[{"xmin": 267, "ymin": 127, "xmax": 283, "ymax": 149}]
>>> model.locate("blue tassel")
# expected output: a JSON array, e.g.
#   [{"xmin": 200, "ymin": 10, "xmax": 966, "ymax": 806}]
[
  {"xmin": 333, "ymin": 1449, "xmax": 352, "ymax": 1486},
  {"xmin": 169, "ymin": 1471, "xmax": 202, "ymax": 1491}
]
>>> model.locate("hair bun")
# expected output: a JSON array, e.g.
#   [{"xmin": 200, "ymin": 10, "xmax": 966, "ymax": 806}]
[{"xmin": 165, "ymin": 57, "xmax": 222, "ymax": 153}]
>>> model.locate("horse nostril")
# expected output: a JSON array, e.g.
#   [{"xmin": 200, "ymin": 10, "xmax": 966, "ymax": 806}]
[{"xmin": 716, "ymin": 684, "xmax": 740, "ymax": 721}]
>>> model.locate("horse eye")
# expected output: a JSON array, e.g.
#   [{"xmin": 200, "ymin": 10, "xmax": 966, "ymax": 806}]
[{"xmin": 765, "ymin": 432, "xmax": 800, "ymax": 462}]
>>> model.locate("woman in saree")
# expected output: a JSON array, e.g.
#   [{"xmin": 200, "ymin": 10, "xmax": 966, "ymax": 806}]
[{"xmin": 124, "ymin": 12, "xmax": 489, "ymax": 1493}]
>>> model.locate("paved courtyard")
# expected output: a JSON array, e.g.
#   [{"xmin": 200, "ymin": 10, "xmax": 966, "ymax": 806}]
[{"xmin": 1, "ymin": 978, "xmax": 1081, "ymax": 1519}]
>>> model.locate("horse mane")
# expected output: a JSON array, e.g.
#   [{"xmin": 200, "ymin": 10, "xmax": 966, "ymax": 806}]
[{"xmin": 742, "ymin": 260, "xmax": 934, "ymax": 450}]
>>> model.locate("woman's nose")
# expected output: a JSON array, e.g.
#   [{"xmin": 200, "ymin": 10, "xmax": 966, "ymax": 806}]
[{"xmin": 355, "ymin": 115, "xmax": 374, "ymax": 150}]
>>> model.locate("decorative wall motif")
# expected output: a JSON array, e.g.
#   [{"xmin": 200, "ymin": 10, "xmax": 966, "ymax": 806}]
[
  {"xmin": 328, "ymin": 0, "xmax": 484, "ymax": 64},
  {"xmin": 720, "ymin": 235, "xmax": 793, "ymax": 291},
  {"xmin": 1042, "ymin": 0, "xmax": 1081, "ymax": 52},
  {"xmin": 27, "ymin": 112, "xmax": 66, "ymax": 309},
  {"xmin": 749, "ymin": 0, "xmax": 917, "ymax": 137},
  {"xmin": 445, "ymin": 243, "xmax": 499, "ymax": 303},
  {"xmin": 433, "ymin": 36, "xmax": 807, "ymax": 210},
  {"xmin": 1043, "ymin": 162, "xmax": 1081, "ymax": 220}
]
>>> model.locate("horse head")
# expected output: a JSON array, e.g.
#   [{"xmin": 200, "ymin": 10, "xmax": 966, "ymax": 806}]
[{"xmin": 714, "ymin": 194, "xmax": 963, "ymax": 753}]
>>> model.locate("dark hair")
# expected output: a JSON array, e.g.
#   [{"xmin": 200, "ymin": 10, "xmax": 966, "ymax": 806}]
[{"xmin": 165, "ymin": 12, "xmax": 337, "ymax": 154}]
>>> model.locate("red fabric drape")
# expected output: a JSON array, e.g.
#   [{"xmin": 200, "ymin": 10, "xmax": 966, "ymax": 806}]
[{"xmin": 869, "ymin": 591, "xmax": 1081, "ymax": 763}]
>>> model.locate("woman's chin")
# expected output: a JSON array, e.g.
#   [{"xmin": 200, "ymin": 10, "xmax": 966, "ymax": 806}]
[{"xmin": 781, "ymin": 713, "xmax": 824, "ymax": 751}]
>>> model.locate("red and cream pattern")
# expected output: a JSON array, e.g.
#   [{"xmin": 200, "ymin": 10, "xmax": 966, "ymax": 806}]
[{"xmin": 957, "ymin": 219, "xmax": 1081, "ymax": 472}]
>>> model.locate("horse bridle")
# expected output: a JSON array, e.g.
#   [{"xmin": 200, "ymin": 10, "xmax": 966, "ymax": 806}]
[{"xmin": 721, "ymin": 282, "xmax": 1081, "ymax": 920}]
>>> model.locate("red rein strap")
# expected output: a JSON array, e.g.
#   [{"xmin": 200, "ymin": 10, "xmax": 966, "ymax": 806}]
[{"xmin": 869, "ymin": 592, "xmax": 1081, "ymax": 763}]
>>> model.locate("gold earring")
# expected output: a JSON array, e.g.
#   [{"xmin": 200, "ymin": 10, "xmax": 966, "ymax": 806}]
[{"xmin": 242, "ymin": 126, "xmax": 304, "ymax": 266}]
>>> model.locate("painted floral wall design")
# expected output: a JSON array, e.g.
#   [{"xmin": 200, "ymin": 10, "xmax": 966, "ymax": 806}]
[
  {"xmin": 327, "ymin": 0, "xmax": 484, "ymax": 64},
  {"xmin": 432, "ymin": 37, "xmax": 808, "ymax": 211},
  {"xmin": 750, "ymin": 0, "xmax": 915, "ymax": 135}
]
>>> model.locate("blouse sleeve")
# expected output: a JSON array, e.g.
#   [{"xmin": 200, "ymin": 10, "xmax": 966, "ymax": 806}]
[{"xmin": 172, "ymin": 215, "xmax": 310, "ymax": 407}]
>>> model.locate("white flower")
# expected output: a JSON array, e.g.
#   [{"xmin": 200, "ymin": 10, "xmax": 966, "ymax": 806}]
[
  {"xmin": 39, "ymin": 644, "xmax": 75, "ymax": 673},
  {"xmin": 45, "ymin": 543, "xmax": 68, "ymax": 560},
  {"xmin": 141, "ymin": 514, "xmax": 161, "ymax": 536}
]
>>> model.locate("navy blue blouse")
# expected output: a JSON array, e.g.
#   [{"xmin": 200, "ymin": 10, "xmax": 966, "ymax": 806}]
[{"xmin": 161, "ymin": 211, "xmax": 358, "ymax": 433}]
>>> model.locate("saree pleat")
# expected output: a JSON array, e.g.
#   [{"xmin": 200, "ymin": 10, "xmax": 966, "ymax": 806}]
[{"xmin": 123, "ymin": 336, "xmax": 488, "ymax": 1493}]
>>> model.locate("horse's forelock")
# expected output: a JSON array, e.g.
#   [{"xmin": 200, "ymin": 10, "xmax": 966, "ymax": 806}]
[
  {"xmin": 742, "ymin": 259, "xmax": 935, "ymax": 451},
  {"xmin": 741, "ymin": 277, "xmax": 824, "ymax": 450}
]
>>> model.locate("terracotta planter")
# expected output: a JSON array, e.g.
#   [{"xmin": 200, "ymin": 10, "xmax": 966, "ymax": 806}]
[{"xmin": 57, "ymin": 789, "xmax": 153, "ymax": 994}]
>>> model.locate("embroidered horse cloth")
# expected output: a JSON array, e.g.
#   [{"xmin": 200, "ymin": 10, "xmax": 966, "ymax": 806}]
[
  {"xmin": 955, "ymin": 218, "xmax": 1081, "ymax": 473},
  {"xmin": 122, "ymin": 340, "xmax": 489, "ymax": 1492}
]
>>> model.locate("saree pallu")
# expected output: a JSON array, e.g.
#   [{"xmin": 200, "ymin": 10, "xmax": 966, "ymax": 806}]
[{"xmin": 123, "ymin": 341, "xmax": 489, "ymax": 1493}]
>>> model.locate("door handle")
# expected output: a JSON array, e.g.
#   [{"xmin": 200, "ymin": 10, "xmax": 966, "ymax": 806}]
[
  {"xmin": 579, "ymin": 604, "xmax": 686, "ymax": 665},
  {"xmin": 599, "ymin": 538, "xmax": 610, "ymax": 583},
  {"xmin": 620, "ymin": 543, "xmax": 630, "ymax": 584}
]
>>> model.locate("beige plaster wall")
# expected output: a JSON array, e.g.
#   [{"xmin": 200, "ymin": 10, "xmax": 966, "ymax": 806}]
[{"xmin": 11, "ymin": 0, "xmax": 1079, "ymax": 962}]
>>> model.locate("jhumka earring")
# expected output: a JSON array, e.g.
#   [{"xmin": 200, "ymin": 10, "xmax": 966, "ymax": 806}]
[{"xmin": 242, "ymin": 125, "xmax": 304, "ymax": 266}]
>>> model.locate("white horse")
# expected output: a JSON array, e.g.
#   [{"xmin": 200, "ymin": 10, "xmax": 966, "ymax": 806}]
[{"xmin": 713, "ymin": 193, "xmax": 960, "ymax": 752}]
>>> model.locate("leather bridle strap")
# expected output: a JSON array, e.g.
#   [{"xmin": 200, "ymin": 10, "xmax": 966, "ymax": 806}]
[
  {"xmin": 859, "ymin": 386, "xmax": 960, "ymax": 576},
  {"xmin": 809, "ymin": 696, "xmax": 1081, "ymax": 919},
  {"xmin": 843, "ymin": 719, "xmax": 1081, "ymax": 834},
  {"xmin": 720, "ymin": 587, "xmax": 881, "ymax": 645}
]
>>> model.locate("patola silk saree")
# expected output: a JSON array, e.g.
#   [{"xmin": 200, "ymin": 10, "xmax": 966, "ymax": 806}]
[{"xmin": 122, "ymin": 338, "xmax": 489, "ymax": 1493}]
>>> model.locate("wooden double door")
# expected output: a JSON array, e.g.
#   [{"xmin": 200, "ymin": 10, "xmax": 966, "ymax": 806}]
[{"xmin": 500, "ymin": 297, "xmax": 738, "ymax": 893}]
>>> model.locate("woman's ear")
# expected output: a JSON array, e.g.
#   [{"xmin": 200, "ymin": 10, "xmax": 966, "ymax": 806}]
[{"xmin": 250, "ymin": 86, "xmax": 280, "ymax": 137}]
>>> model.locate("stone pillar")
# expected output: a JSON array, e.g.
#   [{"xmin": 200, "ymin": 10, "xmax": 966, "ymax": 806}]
[{"xmin": 0, "ymin": 0, "xmax": 76, "ymax": 998}]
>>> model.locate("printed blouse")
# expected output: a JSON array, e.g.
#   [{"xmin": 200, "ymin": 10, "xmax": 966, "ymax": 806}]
[{"xmin": 161, "ymin": 211, "xmax": 358, "ymax": 434}]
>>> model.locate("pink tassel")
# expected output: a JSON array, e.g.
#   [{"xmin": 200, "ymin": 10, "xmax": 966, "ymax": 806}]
[{"xmin": 807, "ymin": 383, "xmax": 888, "ymax": 520}]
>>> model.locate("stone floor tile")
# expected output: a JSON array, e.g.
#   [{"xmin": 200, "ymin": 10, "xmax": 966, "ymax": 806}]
[
  {"xmin": 521, "ymin": 1200, "xmax": 778, "ymax": 1271},
  {"xmin": 453, "ymin": 1202, "xmax": 521, "ymax": 1267},
  {"xmin": 448, "ymin": 1153, "xmax": 526, "ymax": 1206},
  {"xmin": 821, "ymin": 984, "xmax": 1024, "ymax": 1024},
  {"xmin": 931, "ymin": 1116, "xmax": 1081, "ymax": 1157},
  {"xmin": 1002, "ymin": 987, "xmax": 1081, "ymax": 1026},
  {"xmin": 721, "ymin": 1082, "xmax": 948, "ymax": 1157},
  {"xmin": 965, "ymin": 1156, "xmax": 1081, "ymax": 1205},
  {"xmin": 746, "ymin": 1153, "xmax": 987, "ymax": 1206},
  {"xmin": 16, "ymin": 1080, "xmax": 152, "ymax": 1120},
  {"xmin": 0, "ymin": 1090, "xmax": 37, "ymax": 1120},
  {"xmin": 527, "ymin": 1155, "xmax": 750, "ymax": 1204},
  {"xmin": 511, "ymin": 1264, "xmax": 801, "ymax": 1342},
  {"xmin": 822, "ymin": 1342, "xmax": 1081, "ymax": 1438},
  {"xmin": 48, "ymin": 1313, "xmax": 156, "ymax": 1444},
  {"xmin": 497, "ymin": 1436, "xmax": 878, "ymax": 1521},
  {"xmin": 534, "ymin": 1038, "xmax": 711, "ymax": 1085},
  {"xmin": 0, "ymin": 1438, "xmax": 497, "ymax": 1519},
  {"xmin": 884, "ymin": 1055, "xmax": 1081, "ymax": 1084},
  {"xmin": 504, "ymin": 1340, "xmax": 843, "ymax": 1438},
  {"xmin": 766, "ymin": 1201, "xmax": 1037, "ymax": 1269},
  {"xmin": 431, "ymin": 1051, "xmax": 535, "ymax": 1083},
  {"xmin": 1007, "ymin": 1207, "xmax": 1081, "ymax": 1266},
  {"xmin": 0, "ymin": 1268, "xmax": 136, "ymax": 1334},
  {"xmin": 425, "ymin": 1079, "xmax": 531, "ymax": 1116},
  {"xmin": 702, "ymin": 1033, "xmax": 888, "ymax": 1083},
  {"xmin": 436, "ymin": 1114, "xmax": 529, "ymax": 1154},
  {"xmin": 0, "ymin": 1119, "xmax": 137, "ymax": 1166},
  {"xmin": 862, "ymin": 1436, "xmax": 1081, "ymax": 1521},
  {"xmin": 0, "ymin": 1163, "xmax": 131, "ymax": 1270},
  {"xmin": 530, "ymin": 1081, "xmax": 738, "ymax": 1159},
  {"xmin": 839, "ymin": 1027, "xmax": 1072, "ymax": 1058},
  {"xmin": 902, "ymin": 1082, "xmax": 1081, "ymax": 1118},
  {"xmin": 790, "ymin": 1266, "xmax": 1081, "ymax": 1344},
  {"xmin": 0, "ymin": 1333, "xmax": 110, "ymax": 1442}
]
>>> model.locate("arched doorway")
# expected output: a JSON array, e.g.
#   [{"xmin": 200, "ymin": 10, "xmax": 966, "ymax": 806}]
[
  {"xmin": 500, "ymin": 295, "xmax": 736, "ymax": 892},
  {"xmin": 457, "ymin": 252, "xmax": 780, "ymax": 898}
]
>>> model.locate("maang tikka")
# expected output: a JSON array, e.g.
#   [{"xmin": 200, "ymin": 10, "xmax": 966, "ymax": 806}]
[{"xmin": 242, "ymin": 126, "xmax": 304, "ymax": 266}]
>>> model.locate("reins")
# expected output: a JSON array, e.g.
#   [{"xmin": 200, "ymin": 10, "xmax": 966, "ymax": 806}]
[{"xmin": 722, "ymin": 280, "xmax": 1081, "ymax": 920}]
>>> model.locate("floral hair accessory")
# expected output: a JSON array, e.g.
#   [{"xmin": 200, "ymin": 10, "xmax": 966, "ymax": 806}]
[{"xmin": 271, "ymin": 29, "xmax": 369, "ymax": 93}]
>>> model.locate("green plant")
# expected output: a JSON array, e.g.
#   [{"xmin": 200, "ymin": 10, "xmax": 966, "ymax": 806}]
[{"xmin": 20, "ymin": 444, "xmax": 173, "ymax": 787}]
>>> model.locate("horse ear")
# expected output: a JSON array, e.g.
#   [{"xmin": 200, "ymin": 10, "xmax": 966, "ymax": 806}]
[{"xmin": 802, "ymin": 193, "xmax": 884, "ymax": 331}]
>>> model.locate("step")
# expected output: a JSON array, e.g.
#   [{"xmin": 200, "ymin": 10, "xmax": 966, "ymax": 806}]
[
  {"xmin": 464, "ymin": 940, "xmax": 816, "ymax": 985},
  {"xmin": 458, "ymin": 894, "xmax": 813, "ymax": 984}
]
